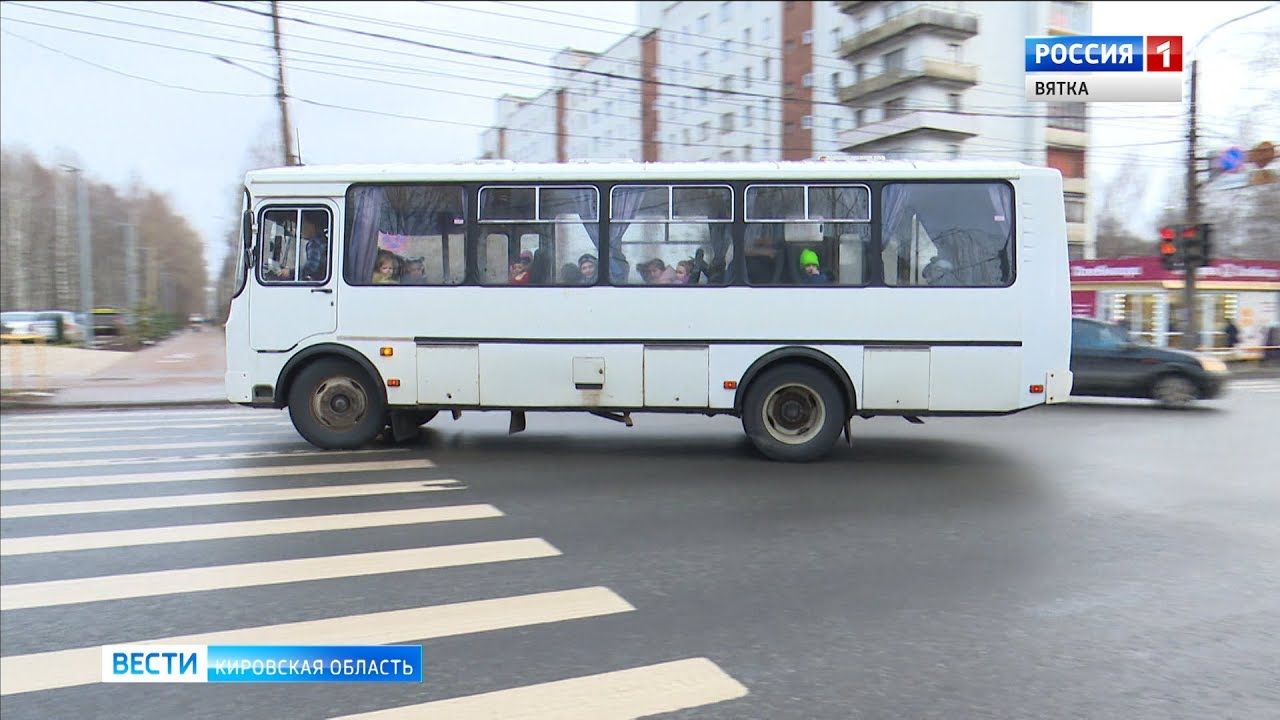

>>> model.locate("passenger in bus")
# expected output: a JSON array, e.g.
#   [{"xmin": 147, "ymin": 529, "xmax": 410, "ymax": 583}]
[
  {"xmin": 922, "ymin": 255, "xmax": 955, "ymax": 285},
  {"xmin": 299, "ymin": 217, "xmax": 328, "ymax": 281},
  {"xmin": 674, "ymin": 260, "xmax": 696, "ymax": 284},
  {"xmin": 639, "ymin": 258, "xmax": 676, "ymax": 284},
  {"xmin": 401, "ymin": 257, "xmax": 427, "ymax": 284},
  {"xmin": 372, "ymin": 250, "xmax": 401, "ymax": 284},
  {"xmin": 560, "ymin": 262, "xmax": 583, "ymax": 284},
  {"xmin": 578, "ymin": 254, "xmax": 598, "ymax": 284},
  {"xmin": 798, "ymin": 249, "xmax": 831, "ymax": 284},
  {"xmin": 509, "ymin": 250, "xmax": 533, "ymax": 285}
]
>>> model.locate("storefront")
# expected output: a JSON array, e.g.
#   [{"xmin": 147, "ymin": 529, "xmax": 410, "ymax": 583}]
[{"xmin": 1070, "ymin": 258, "xmax": 1280, "ymax": 355}]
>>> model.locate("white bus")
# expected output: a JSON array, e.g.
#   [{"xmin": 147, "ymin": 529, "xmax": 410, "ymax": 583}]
[{"xmin": 225, "ymin": 160, "xmax": 1072, "ymax": 461}]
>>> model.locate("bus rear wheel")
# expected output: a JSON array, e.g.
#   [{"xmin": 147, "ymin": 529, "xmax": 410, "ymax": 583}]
[
  {"xmin": 742, "ymin": 364, "xmax": 846, "ymax": 462},
  {"xmin": 288, "ymin": 358, "xmax": 386, "ymax": 449}
]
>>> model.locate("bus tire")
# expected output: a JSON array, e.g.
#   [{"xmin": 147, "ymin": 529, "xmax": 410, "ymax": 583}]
[
  {"xmin": 742, "ymin": 364, "xmax": 846, "ymax": 462},
  {"xmin": 288, "ymin": 357, "xmax": 386, "ymax": 449}
]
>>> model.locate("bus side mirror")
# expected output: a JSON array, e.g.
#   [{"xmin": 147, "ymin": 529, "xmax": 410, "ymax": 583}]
[{"xmin": 242, "ymin": 210, "xmax": 254, "ymax": 250}]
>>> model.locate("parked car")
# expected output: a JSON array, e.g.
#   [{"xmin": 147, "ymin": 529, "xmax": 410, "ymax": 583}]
[
  {"xmin": 38, "ymin": 310, "xmax": 85, "ymax": 343},
  {"xmin": 1, "ymin": 311, "xmax": 57, "ymax": 342},
  {"xmin": 1070, "ymin": 317, "xmax": 1228, "ymax": 406}
]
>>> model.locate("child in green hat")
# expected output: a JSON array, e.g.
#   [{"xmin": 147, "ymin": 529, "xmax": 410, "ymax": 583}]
[{"xmin": 799, "ymin": 248, "xmax": 831, "ymax": 283}]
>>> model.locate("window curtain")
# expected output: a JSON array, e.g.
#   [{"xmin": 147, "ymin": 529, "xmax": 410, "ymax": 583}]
[
  {"xmin": 346, "ymin": 186, "xmax": 385, "ymax": 284},
  {"xmin": 609, "ymin": 187, "xmax": 646, "ymax": 281}
]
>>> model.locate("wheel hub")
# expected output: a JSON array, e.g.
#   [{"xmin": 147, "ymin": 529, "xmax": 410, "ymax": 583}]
[
  {"xmin": 762, "ymin": 383, "xmax": 826, "ymax": 445},
  {"xmin": 311, "ymin": 377, "xmax": 367, "ymax": 430}
]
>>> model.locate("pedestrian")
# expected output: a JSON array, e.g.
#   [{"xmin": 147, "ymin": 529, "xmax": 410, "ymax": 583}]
[{"xmin": 1224, "ymin": 319, "xmax": 1239, "ymax": 349}]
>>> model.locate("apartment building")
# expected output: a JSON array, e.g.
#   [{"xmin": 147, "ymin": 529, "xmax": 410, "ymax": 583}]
[
  {"xmin": 835, "ymin": 1, "xmax": 1092, "ymax": 258},
  {"xmin": 481, "ymin": 0, "xmax": 1094, "ymax": 257}
]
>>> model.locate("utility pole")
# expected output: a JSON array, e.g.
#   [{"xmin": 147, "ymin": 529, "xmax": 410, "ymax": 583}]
[
  {"xmin": 270, "ymin": 0, "xmax": 298, "ymax": 166},
  {"xmin": 124, "ymin": 214, "xmax": 139, "ymax": 313},
  {"xmin": 73, "ymin": 168, "xmax": 94, "ymax": 347},
  {"xmin": 1182, "ymin": 59, "xmax": 1199, "ymax": 351}
]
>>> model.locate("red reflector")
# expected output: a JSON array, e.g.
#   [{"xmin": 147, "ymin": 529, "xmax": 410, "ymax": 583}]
[
  {"xmin": 723, "ymin": 380, "xmax": 738, "ymax": 390},
  {"xmin": 1029, "ymin": 384, "xmax": 1044, "ymax": 394},
  {"xmin": 387, "ymin": 378, "xmax": 401, "ymax": 387}
]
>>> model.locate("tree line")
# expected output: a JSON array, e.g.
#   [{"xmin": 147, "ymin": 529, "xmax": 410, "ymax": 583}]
[{"xmin": 0, "ymin": 147, "xmax": 208, "ymax": 324}]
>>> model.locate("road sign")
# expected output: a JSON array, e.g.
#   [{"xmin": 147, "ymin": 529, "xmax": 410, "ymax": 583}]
[
  {"xmin": 1248, "ymin": 141, "xmax": 1274, "ymax": 169},
  {"xmin": 1216, "ymin": 147, "xmax": 1245, "ymax": 173}
]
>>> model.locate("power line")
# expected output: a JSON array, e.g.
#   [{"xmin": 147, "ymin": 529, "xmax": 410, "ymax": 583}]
[
  {"xmin": 0, "ymin": 27, "xmax": 272, "ymax": 98},
  {"xmin": 36, "ymin": 0, "xmax": 1187, "ymax": 137},
  {"xmin": 0, "ymin": 12, "xmax": 1187, "ymax": 167},
  {"xmin": 208, "ymin": 0, "xmax": 1182, "ymax": 122}
]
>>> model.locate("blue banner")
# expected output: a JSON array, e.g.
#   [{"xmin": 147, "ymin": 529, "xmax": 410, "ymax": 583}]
[
  {"xmin": 1025, "ymin": 36, "xmax": 1145, "ymax": 72},
  {"xmin": 206, "ymin": 645, "xmax": 423, "ymax": 683}
]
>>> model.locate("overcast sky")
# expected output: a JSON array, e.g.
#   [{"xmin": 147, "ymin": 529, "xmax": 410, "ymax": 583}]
[{"xmin": 1, "ymin": 1, "xmax": 1276, "ymax": 279}]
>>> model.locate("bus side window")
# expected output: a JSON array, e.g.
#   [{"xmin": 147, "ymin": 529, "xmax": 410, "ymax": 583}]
[{"xmin": 481, "ymin": 233, "xmax": 509, "ymax": 284}]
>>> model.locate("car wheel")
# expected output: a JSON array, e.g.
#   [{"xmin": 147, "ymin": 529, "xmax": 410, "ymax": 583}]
[
  {"xmin": 1152, "ymin": 374, "xmax": 1197, "ymax": 408},
  {"xmin": 742, "ymin": 364, "xmax": 847, "ymax": 462},
  {"xmin": 288, "ymin": 358, "xmax": 386, "ymax": 449}
]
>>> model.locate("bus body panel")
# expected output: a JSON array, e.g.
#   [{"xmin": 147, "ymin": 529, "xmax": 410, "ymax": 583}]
[{"xmin": 227, "ymin": 161, "xmax": 1072, "ymax": 437}]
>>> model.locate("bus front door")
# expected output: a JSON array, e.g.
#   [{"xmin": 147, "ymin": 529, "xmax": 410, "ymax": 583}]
[{"xmin": 249, "ymin": 206, "xmax": 338, "ymax": 351}]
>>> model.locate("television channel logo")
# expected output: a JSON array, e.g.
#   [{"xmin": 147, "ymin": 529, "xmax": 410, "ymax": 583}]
[{"xmin": 1025, "ymin": 35, "xmax": 1183, "ymax": 102}]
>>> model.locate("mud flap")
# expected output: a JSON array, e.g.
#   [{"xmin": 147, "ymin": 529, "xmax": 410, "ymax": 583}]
[
  {"xmin": 389, "ymin": 411, "xmax": 419, "ymax": 443},
  {"xmin": 509, "ymin": 410, "xmax": 526, "ymax": 434}
]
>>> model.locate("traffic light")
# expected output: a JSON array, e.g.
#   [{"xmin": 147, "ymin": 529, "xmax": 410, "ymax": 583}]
[
  {"xmin": 1181, "ymin": 224, "xmax": 1213, "ymax": 266},
  {"xmin": 1159, "ymin": 226, "xmax": 1182, "ymax": 270},
  {"xmin": 1158, "ymin": 224, "xmax": 1213, "ymax": 270}
]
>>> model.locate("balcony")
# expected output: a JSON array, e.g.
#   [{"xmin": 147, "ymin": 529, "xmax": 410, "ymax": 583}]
[
  {"xmin": 838, "ymin": 58, "xmax": 978, "ymax": 103},
  {"xmin": 839, "ymin": 5, "xmax": 979, "ymax": 57},
  {"xmin": 1045, "ymin": 127, "xmax": 1088, "ymax": 149},
  {"xmin": 837, "ymin": 110, "xmax": 979, "ymax": 151}
]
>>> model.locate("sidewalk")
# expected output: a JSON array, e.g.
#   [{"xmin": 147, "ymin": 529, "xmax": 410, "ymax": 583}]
[{"xmin": 1, "ymin": 328, "xmax": 230, "ymax": 412}]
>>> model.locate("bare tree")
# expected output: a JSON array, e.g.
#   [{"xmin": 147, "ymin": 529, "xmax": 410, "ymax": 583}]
[{"xmin": 1094, "ymin": 158, "xmax": 1155, "ymax": 257}]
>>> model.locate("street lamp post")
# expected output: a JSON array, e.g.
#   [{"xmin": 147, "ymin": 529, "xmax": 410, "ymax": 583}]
[{"xmin": 62, "ymin": 165, "xmax": 94, "ymax": 347}]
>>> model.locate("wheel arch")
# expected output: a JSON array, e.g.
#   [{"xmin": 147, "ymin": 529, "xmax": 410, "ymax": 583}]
[
  {"xmin": 275, "ymin": 343, "xmax": 387, "ymax": 408},
  {"xmin": 734, "ymin": 347, "xmax": 857, "ymax": 418}
]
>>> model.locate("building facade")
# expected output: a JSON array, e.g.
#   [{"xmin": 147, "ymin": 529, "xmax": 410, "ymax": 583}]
[
  {"xmin": 481, "ymin": 1, "xmax": 1095, "ymax": 256},
  {"xmin": 1070, "ymin": 258, "xmax": 1280, "ymax": 353},
  {"xmin": 835, "ymin": 1, "xmax": 1092, "ymax": 258}
]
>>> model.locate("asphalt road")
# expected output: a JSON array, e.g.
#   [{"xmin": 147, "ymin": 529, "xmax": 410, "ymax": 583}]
[{"xmin": 2, "ymin": 380, "xmax": 1278, "ymax": 719}]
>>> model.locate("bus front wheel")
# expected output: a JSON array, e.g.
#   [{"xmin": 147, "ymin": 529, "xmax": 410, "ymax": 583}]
[
  {"xmin": 742, "ymin": 364, "xmax": 846, "ymax": 462},
  {"xmin": 288, "ymin": 358, "xmax": 386, "ymax": 449}
]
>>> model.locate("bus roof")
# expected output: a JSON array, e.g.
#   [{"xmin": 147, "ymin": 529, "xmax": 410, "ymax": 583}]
[{"xmin": 245, "ymin": 159, "xmax": 1048, "ymax": 187}]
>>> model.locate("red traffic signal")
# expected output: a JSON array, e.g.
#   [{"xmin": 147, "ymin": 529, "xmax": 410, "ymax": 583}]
[{"xmin": 1158, "ymin": 226, "xmax": 1181, "ymax": 270}]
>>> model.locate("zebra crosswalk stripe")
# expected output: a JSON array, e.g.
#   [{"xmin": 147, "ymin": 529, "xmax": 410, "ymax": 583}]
[
  {"xmin": 0, "ymin": 586, "xmax": 634, "ymax": 696},
  {"xmin": 0, "ymin": 459, "xmax": 437, "ymax": 491},
  {"xmin": 0, "ymin": 439, "xmax": 299, "ymax": 457},
  {"xmin": 329, "ymin": 657, "xmax": 748, "ymax": 720},
  {"xmin": 0, "ymin": 480, "xmax": 461, "ymax": 519},
  {"xmin": 0, "ymin": 447, "xmax": 407, "ymax": 471},
  {"xmin": 1, "ymin": 537, "xmax": 558, "ymax": 610},
  {"xmin": 1, "ymin": 504, "xmax": 502, "ymax": 555}
]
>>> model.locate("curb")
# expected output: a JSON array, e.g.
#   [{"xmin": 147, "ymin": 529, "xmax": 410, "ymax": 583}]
[{"xmin": 0, "ymin": 398, "xmax": 236, "ymax": 414}]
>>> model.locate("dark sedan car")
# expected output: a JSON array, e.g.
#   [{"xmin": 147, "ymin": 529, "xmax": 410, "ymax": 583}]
[{"xmin": 1070, "ymin": 318, "xmax": 1229, "ymax": 406}]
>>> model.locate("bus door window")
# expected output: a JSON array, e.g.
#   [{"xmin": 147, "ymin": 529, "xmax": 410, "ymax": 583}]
[
  {"xmin": 259, "ymin": 208, "xmax": 331, "ymax": 284},
  {"xmin": 299, "ymin": 210, "xmax": 330, "ymax": 282}
]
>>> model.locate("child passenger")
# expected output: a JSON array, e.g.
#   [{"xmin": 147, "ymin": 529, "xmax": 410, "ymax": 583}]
[{"xmin": 372, "ymin": 250, "xmax": 401, "ymax": 284}]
